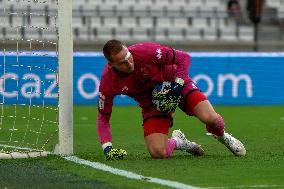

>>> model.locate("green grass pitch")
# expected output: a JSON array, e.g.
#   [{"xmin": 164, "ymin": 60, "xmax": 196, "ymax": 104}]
[{"xmin": 1, "ymin": 105, "xmax": 284, "ymax": 189}]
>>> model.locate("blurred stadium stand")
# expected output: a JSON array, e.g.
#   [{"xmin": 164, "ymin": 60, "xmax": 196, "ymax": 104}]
[{"xmin": 1, "ymin": 0, "xmax": 284, "ymax": 51}]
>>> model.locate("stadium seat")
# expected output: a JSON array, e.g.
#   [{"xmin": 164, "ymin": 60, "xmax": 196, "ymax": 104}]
[
  {"xmin": 266, "ymin": 0, "xmax": 282, "ymax": 8},
  {"xmin": 104, "ymin": 0, "xmax": 120, "ymax": 6},
  {"xmin": 154, "ymin": 28, "xmax": 167, "ymax": 42},
  {"xmin": 103, "ymin": 17, "xmax": 120, "ymax": 28},
  {"xmin": 47, "ymin": 15, "xmax": 57, "ymax": 27},
  {"xmin": 168, "ymin": 28, "xmax": 184, "ymax": 42},
  {"xmin": 46, "ymin": 1, "xmax": 57, "ymax": 11},
  {"xmin": 11, "ymin": 16, "xmax": 24, "ymax": 27},
  {"xmin": 121, "ymin": 17, "xmax": 138, "ymax": 28},
  {"xmin": 205, "ymin": 0, "xmax": 222, "ymax": 7},
  {"xmin": 188, "ymin": 0, "xmax": 204, "ymax": 8},
  {"xmin": 90, "ymin": 17, "xmax": 102, "ymax": 28},
  {"xmin": 0, "ymin": 0, "xmax": 4, "ymax": 8},
  {"xmin": 76, "ymin": 28, "xmax": 90, "ymax": 41},
  {"xmin": 239, "ymin": 26, "xmax": 254, "ymax": 42},
  {"xmin": 24, "ymin": 27, "xmax": 41, "ymax": 40},
  {"xmin": 73, "ymin": 17, "xmax": 85, "ymax": 29},
  {"xmin": 209, "ymin": 18, "xmax": 218, "ymax": 29},
  {"xmin": 73, "ymin": 0, "xmax": 86, "ymax": 7},
  {"xmin": 192, "ymin": 18, "xmax": 209, "ymax": 29},
  {"xmin": 41, "ymin": 28, "xmax": 57, "ymax": 41},
  {"xmin": 85, "ymin": 0, "xmax": 102, "ymax": 6},
  {"xmin": 166, "ymin": 5, "xmax": 183, "ymax": 17},
  {"xmin": 156, "ymin": 17, "xmax": 172, "ymax": 29},
  {"xmin": 138, "ymin": 17, "xmax": 153, "ymax": 29},
  {"xmin": 133, "ymin": 5, "xmax": 149, "ymax": 17},
  {"xmin": 115, "ymin": 27, "xmax": 132, "ymax": 42},
  {"xmin": 278, "ymin": 5, "xmax": 284, "ymax": 18},
  {"xmin": 150, "ymin": 4, "xmax": 166, "ymax": 17},
  {"xmin": 3, "ymin": 27, "xmax": 20, "ymax": 40},
  {"xmin": 81, "ymin": 0, "xmax": 97, "ymax": 12},
  {"xmin": 12, "ymin": 2, "xmax": 28, "ymax": 12},
  {"xmin": 97, "ymin": 4, "xmax": 115, "ymax": 17},
  {"xmin": 203, "ymin": 28, "xmax": 218, "ymax": 41},
  {"xmin": 183, "ymin": 5, "xmax": 200, "ymax": 18},
  {"xmin": 1, "ymin": 16, "xmax": 11, "ymax": 27},
  {"xmin": 218, "ymin": 18, "xmax": 237, "ymax": 30},
  {"xmin": 220, "ymin": 27, "xmax": 238, "ymax": 41},
  {"xmin": 0, "ymin": 27, "xmax": 4, "ymax": 39},
  {"xmin": 121, "ymin": 0, "xmax": 137, "ymax": 5},
  {"xmin": 170, "ymin": 0, "xmax": 187, "ymax": 6},
  {"xmin": 116, "ymin": 5, "xmax": 133, "ymax": 17},
  {"xmin": 29, "ymin": 16, "xmax": 48, "ymax": 28},
  {"xmin": 29, "ymin": 1, "xmax": 48, "ymax": 11},
  {"xmin": 132, "ymin": 27, "xmax": 150, "ymax": 41},
  {"xmin": 200, "ymin": 5, "xmax": 216, "ymax": 18},
  {"xmin": 172, "ymin": 18, "xmax": 189, "ymax": 28},
  {"xmin": 215, "ymin": 4, "xmax": 227, "ymax": 18},
  {"xmin": 184, "ymin": 28, "xmax": 202, "ymax": 41},
  {"xmin": 157, "ymin": 0, "xmax": 172, "ymax": 6},
  {"xmin": 96, "ymin": 27, "xmax": 114, "ymax": 41},
  {"xmin": 138, "ymin": 0, "xmax": 154, "ymax": 6}
]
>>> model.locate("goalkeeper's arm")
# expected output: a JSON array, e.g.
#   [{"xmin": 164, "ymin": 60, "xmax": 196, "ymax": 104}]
[{"xmin": 97, "ymin": 113, "xmax": 127, "ymax": 160}]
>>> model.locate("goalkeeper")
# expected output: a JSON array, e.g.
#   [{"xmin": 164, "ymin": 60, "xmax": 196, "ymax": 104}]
[{"xmin": 97, "ymin": 39, "xmax": 246, "ymax": 160}]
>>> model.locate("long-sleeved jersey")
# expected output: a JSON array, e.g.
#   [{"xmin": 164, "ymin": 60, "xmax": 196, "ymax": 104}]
[{"xmin": 97, "ymin": 42, "xmax": 191, "ymax": 144}]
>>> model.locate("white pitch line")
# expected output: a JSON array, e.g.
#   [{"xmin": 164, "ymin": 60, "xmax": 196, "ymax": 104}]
[
  {"xmin": 208, "ymin": 185, "xmax": 282, "ymax": 189},
  {"xmin": 64, "ymin": 156, "xmax": 203, "ymax": 189},
  {"xmin": 0, "ymin": 145, "xmax": 280, "ymax": 189}
]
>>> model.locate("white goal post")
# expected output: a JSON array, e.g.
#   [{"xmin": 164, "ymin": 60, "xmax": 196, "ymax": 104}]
[{"xmin": 54, "ymin": 0, "xmax": 73, "ymax": 156}]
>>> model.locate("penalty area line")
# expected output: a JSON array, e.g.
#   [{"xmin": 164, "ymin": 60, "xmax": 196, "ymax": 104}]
[{"xmin": 64, "ymin": 156, "xmax": 203, "ymax": 189}]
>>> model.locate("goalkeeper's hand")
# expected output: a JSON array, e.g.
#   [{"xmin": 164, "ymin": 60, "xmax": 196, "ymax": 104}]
[
  {"xmin": 167, "ymin": 81, "xmax": 183, "ymax": 97},
  {"xmin": 152, "ymin": 78, "xmax": 184, "ymax": 113},
  {"xmin": 103, "ymin": 143, "xmax": 127, "ymax": 161}
]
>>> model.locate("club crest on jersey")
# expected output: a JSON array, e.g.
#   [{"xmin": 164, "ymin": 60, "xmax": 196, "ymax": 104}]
[
  {"xmin": 156, "ymin": 48, "xmax": 162, "ymax": 59},
  {"xmin": 121, "ymin": 86, "xmax": 128, "ymax": 93}
]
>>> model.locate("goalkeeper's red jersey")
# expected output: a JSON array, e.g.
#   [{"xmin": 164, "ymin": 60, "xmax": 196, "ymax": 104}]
[{"xmin": 97, "ymin": 42, "xmax": 191, "ymax": 143}]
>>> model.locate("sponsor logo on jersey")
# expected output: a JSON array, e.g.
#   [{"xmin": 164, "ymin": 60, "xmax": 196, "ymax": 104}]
[
  {"xmin": 98, "ymin": 92, "xmax": 105, "ymax": 110},
  {"xmin": 156, "ymin": 48, "xmax": 162, "ymax": 59},
  {"xmin": 121, "ymin": 86, "xmax": 129, "ymax": 93}
]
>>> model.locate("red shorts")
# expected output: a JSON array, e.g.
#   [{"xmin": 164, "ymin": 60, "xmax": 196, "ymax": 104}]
[
  {"xmin": 143, "ymin": 117, "xmax": 172, "ymax": 137},
  {"xmin": 179, "ymin": 79, "xmax": 207, "ymax": 116}
]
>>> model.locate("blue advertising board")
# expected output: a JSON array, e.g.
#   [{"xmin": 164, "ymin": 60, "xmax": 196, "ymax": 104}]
[{"xmin": 0, "ymin": 52, "xmax": 284, "ymax": 105}]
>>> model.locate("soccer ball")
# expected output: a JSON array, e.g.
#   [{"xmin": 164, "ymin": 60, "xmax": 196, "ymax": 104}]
[{"xmin": 152, "ymin": 82, "xmax": 180, "ymax": 113}]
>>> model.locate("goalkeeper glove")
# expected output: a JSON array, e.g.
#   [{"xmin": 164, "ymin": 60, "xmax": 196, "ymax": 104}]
[
  {"xmin": 102, "ymin": 142, "xmax": 127, "ymax": 161},
  {"xmin": 152, "ymin": 78, "xmax": 184, "ymax": 113}
]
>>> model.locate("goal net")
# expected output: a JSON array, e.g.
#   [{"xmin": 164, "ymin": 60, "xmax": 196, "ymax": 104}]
[{"xmin": 0, "ymin": 0, "xmax": 73, "ymax": 159}]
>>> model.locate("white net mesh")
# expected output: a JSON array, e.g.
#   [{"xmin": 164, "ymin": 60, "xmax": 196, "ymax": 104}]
[{"xmin": 0, "ymin": 0, "xmax": 59, "ymax": 158}]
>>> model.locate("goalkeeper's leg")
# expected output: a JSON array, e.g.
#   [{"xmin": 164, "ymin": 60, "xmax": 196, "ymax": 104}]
[
  {"xmin": 182, "ymin": 91, "xmax": 246, "ymax": 156},
  {"xmin": 143, "ymin": 118, "xmax": 171, "ymax": 159},
  {"xmin": 143, "ymin": 117, "xmax": 203, "ymax": 159}
]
